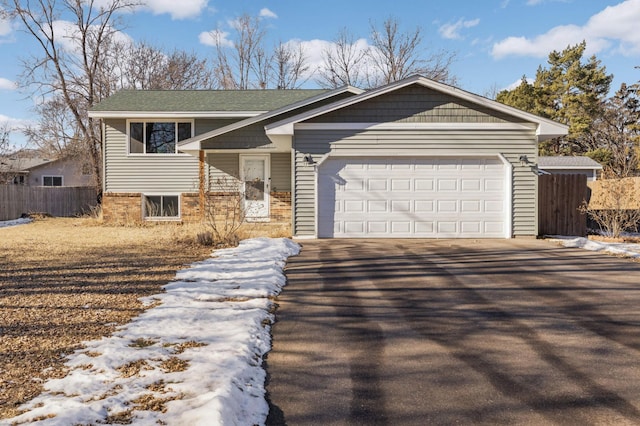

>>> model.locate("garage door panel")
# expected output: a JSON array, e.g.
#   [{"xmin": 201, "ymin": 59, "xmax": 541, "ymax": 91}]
[
  {"xmin": 461, "ymin": 179, "xmax": 482, "ymax": 191},
  {"xmin": 392, "ymin": 222, "xmax": 411, "ymax": 233},
  {"xmin": 437, "ymin": 200, "xmax": 458, "ymax": 213},
  {"xmin": 368, "ymin": 200, "xmax": 388, "ymax": 212},
  {"xmin": 485, "ymin": 200, "xmax": 505, "ymax": 212},
  {"xmin": 485, "ymin": 179, "xmax": 504, "ymax": 191},
  {"xmin": 344, "ymin": 200, "xmax": 364, "ymax": 213},
  {"xmin": 437, "ymin": 179, "xmax": 457, "ymax": 191},
  {"xmin": 461, "ymin": 200, "xmax": 481, "ymax": 213},
  {"xmin": 391, "ymin": 200, "xmax": 411, "ymax": 212},
  {"xmin": 461, "ymin": 221, "xmax": 482, "ymax": 233},
  {"xmin": 415, "ymin": 221, "xmax": 435, "ymax": 234},
  {"xmin": 485, "ymin": 222, "xmax": 505, "ymax": 233},
  {"xmin": 391, "ymin": 179, "xmax": 411, "ymax": 191},
  {"xmin": 368, "ymin": 179, "xmax": 387, "ymax": 191},
  {"xmin": 318, "ymin": 157, "xmax": 506, "ymax": 238},
  {"xmin": 368, "ymin": 221, "xmax": 388, "ymax": 233},
  {"xmin": 415, "ymin": 200, "xmax": 434, "ymax": 213},
  {"xmin": 415, "ymin": 179, "xmax": 434, "ymax": 191}
]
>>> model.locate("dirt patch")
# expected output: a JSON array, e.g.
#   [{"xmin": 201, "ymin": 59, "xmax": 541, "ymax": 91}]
[{"xmin": 0, "ymin": 217, "xmax": 211, "ymax": 419}]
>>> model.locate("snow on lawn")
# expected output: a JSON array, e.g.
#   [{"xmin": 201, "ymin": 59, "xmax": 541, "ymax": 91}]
[
  {"xmin": 6, "ymin": 237, "xmax": 300, "ymax": 426},
  {"xmin": 550, "ymin": 236, "xmax": 640, "ymax": 259},
  {"xmin": 0, "ymin": 217, "xmax": 32, "ymax": 228}
]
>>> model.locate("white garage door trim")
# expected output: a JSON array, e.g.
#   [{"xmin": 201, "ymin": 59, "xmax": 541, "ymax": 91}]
[{"xmin": 315, "ymin": 154, "xmax": 512, "ymax": 238}]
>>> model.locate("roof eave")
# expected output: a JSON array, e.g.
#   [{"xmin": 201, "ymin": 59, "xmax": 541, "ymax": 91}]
[
  {"xmin": 87, "ymin": 111, "xmax": 264, "ymax": 119},
  {"xmin": 540, "ymin": 165, "xmax": 603, "ymax": 170}
]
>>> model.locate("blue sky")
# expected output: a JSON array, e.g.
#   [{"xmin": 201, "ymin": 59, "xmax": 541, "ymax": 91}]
[{"xmin": 1, "ymin": 0, "xmax": 639, "ymax": 148}]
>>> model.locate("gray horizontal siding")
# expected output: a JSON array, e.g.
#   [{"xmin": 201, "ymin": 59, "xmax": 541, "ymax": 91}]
[
  {"xmin": 208, "ymin": 153, "xmax": 240, "ymax": 191},
  {"xmin": 293, "ymin": 128, "xmax": 538, "ymax": 237},
  {"xmin": 104, "ymin": 119, "xmax": 199, "ymax": 193},
  {"xmin": 271, "ymin": 153, "xmax": 291, "ymax": 192},
  {"xmin": 202, "ymin": 122, "xmax": 277, "ymax": 150},
  {"xmin": 307, "ymin": 85, "xmax": 526, "ymax": 124},
  {"xmin": 196, "ymin": 118, "xmax": 243, "ymax": 135},
  {"xmin": 207, "ymin": 152, "xmax": 291, "ymax": 192}
]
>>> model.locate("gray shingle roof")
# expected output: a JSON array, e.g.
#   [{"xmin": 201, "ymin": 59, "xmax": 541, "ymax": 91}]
[
  {"xmin": 90, "ymin": 89, "xmax": 330, "ymax": 113},
  {"xmin": 538, "ymin": 156, "xmax": 602, "ymax": 169},
  {"xmin": 0, "ymin": 156, "xmax": 54, "ymax": 173}
]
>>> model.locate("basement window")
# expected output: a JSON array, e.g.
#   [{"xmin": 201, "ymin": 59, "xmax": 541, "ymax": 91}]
[{"xmin": 143, "ymin": 195, "xmax": 180, "ymax": 219}]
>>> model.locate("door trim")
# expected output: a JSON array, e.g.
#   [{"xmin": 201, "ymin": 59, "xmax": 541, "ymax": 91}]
[{"xmin": 240, "ymin": 154, "xmax": 270, "ymax": 221}]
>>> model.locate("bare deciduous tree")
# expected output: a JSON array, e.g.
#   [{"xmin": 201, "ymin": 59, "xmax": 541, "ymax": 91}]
[
  {"xmin": 163, "ymin": 50, "xmax": 215, "ymax": 90},
  {"xmin": 252, "ymin": 45, "xmax": 273, "ymax": 90},
  {"xmin": 0, "ymin": 122, "xmax": 9, "ymax": 156},
  {"xmin": 367, "ymin": 17, "xmax": 456, "ymax": 87},
  {"xmin": 274, "ymin": 41, "xmax": 309, "ymax": 89},
  {"xmin": 581, "ymin": 172, "xmax": 640, "ymax": 238},
  {"xmin": 316, "ymin": 28, "xmax": 369, "ymax": 89},
  {"xmin": 317, "ymin": 18, "xmax": 456, "ymax": 90},
  {"xmin": 3, "ymin": 0, "xmax": 139, "ymax": 190},
  {"xmin": 115, "ymin": 41, "xmax": 215, "ymax": 90},
  {"xmin": 23, "ymin": 94, "xmax": 83, "ymax": 158},
  {"xmin": 584, "ymin": 82, "xmax": 640, "ymax": 178},
  {"xmin": 211, "ymin": 13, "xmax": 268, "ymax": 90}
]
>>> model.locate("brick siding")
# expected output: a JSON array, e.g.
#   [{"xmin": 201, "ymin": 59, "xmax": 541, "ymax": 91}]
[{"xmin": 102, "ymin": 191, "xmax": 292, "ymax": 235}]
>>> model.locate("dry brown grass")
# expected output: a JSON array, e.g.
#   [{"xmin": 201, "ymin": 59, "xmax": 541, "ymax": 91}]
[{"xmin": 0, "ymin": 217, "xmax": 211, "ymax": 419}]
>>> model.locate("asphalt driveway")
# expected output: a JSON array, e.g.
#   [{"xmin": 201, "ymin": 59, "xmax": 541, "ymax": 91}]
[{"xmin": 265, "ymin": 238, "xmax": 640, "ymax": 425}]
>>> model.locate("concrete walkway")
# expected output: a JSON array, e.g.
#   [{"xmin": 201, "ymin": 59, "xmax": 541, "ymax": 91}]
[{"xmin": 266, "ymin": 239, "xmax": 640, "ymax": 425}]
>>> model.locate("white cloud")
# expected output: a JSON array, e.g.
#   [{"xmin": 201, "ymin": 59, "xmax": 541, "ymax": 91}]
[
  {"xmin": 46, "ymin": 20, "xmax": 133, "ymax": 54},
  {"xmin": 0, "ymin": 114, "xmax": 32, "ymax": 132},
  {"xmin": 0, "ymin": 77, "xmax": 16, "ymax": 90},
  {"xmin": 259, "ymin": 8, "xmax": 277, "ymax": 19},
  {"xmin": 0, "ymin": 17, "xmax": 11, "ymax": 37},
  {"xmin": 287, "ymin": 37, "xmax": 379, "ymax": 84},
  {"xmin": 438, "ymin": 18, "xmax": 480, "ymax": 40},
  {"xmin": 91, "ymin": 0, "xmax": 208, "ymax": 19},
  {"xmin": 142, "ymin": 0, "xmax": 208, "ymax": 19},
  {"xmin": 199, "ymin": 29, "xmax": 233, "ymax": 48},
  {"xmin": 492, "ymin": 0, "xmax": 640, "ymax": 58}
]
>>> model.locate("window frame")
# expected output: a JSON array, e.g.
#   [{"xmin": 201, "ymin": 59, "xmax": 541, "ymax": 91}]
[
  {"xmin": 142, "ymin": 194, "xmax": 181, "ymax": 220},
  {"xmin": 42, "ymin": 175, "xmax": 63, "ymax": 187},
  {"xmin": 126, "ymin": 119, "xmax": 194, "ymax": 155}
]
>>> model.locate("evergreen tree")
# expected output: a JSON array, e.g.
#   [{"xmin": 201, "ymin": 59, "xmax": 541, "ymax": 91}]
[{"xmin": 497, "ymin": 42, "xmax": 612, "ymax": 155}]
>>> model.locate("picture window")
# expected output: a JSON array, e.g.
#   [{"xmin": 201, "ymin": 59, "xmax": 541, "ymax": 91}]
[{"xmin": 129, "ymin": 121, "xmax": 192, "ymax": 154}]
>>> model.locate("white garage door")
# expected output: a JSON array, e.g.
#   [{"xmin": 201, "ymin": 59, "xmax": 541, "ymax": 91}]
[{"xmin": 317, "ymin": 157, "xmax": 507, "ymax": 238}]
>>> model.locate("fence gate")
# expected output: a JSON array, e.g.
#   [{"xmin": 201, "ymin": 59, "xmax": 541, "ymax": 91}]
[{"xmin": 538, "ymin": 174, "xmax": 588, "ymax": 237}]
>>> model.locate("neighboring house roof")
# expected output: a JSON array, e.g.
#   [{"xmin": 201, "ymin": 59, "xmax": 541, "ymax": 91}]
[
  {"xmin": 88, "ymin": 89, "xmax": 332, "ymax": 119},
  {"xmin": 178, "ymin": 86, "xmax": 364, "ymax": 152},
  {"xmin": 538, "ymin": 156, "xmax": 603, "ymax": 170},
  {"xmin": 0, "ymin": 156, "xmax": 55, "ymax": 174},
  {"xmin": 265, "ymin": 75, "xmax": 569, "ymax": 142}
]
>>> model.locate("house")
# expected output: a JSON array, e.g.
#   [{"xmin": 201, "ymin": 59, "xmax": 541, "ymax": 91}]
[
  {"xmin": 0, "ymin": 153, "xmax": 94, "ymax": 187},
  {"xmin": 89, "ymin": 75, "xmax": 568, "ymax": 238},
  {"xmin": 538, "ymin": 156, "xmax": 602, "ymax": 181}
]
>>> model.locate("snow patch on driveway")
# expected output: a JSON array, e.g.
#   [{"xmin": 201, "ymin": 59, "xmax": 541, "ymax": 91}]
[{"xmin": 551, "ymin": 236, "xmax": 640, "ymax": 259}]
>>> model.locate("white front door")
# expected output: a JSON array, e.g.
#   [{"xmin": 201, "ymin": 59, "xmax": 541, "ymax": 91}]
[{"xmin": 241, "ymin": 154, "xmax": 270, "ymax": 220}]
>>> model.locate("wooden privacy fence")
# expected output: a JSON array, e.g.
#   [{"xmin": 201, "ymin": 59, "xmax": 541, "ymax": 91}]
[
  {"xmin": 0, "ymin": 186, "xmax": 98, "ymax": 221},
  {"xmin": 538, "ymin": 174, "xmax": 588, "ymax": 237}
]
